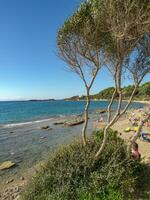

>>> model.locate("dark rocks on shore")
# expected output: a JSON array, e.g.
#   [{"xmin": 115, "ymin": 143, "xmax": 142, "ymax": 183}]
[
  {"xmin": 40, "ymin": 136, "xmax": 47, "ymax": 139},
  {"xmin": 94, "ymin": 109, "xmax": 114, "ymax": 114},
  {"xmin": 54, "ymin": 115, "xmax": 86, "ymax": 127},
  {"xmin": 41, "ymin": 126, "xmax": 52, "ymax": 130},
  {"xmin": 64, "ymin": 118, "xmax": 85, "ymax": 127},
  {"xmin": 53, "ymin": 121, "xmax": 65, "ymax": 125},
  {"xmin": 53, "ymin": 117, "xmax": 86, "ymax": 127}
]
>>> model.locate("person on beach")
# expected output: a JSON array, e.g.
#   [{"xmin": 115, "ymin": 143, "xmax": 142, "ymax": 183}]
[
  {"xmin": 131, "ymin": 142, "xmax": 141, "ymax": 160},
  {"xmin": 99, "ymin": 116, "xmax": 104, "ymax": 122}
]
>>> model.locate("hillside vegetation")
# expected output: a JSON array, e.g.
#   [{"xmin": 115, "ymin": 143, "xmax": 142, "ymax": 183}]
[{"xmin": 65, "ymin": 82, "xmax": 150, "ymax": 101}]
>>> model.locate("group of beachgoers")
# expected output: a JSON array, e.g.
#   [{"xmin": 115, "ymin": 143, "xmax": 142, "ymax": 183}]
[{"xmin": 126, "ymin": 108, "xmax": 150, "ymax": 160}]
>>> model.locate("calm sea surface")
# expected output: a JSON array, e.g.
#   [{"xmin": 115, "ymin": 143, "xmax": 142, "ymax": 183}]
[{"xmin": 0, "ymin": 100, "xmax": 144, "ymax": 125}]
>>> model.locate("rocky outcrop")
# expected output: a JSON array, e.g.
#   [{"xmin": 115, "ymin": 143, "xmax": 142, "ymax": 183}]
[
  {"xmin": 41, "ymin": 126, "xmax": 52, "ymax": 130},
  {"xmin": 0, "ymin": 161, "xmax": 16, "ymax": 170},
  {"xmin": 94, "ymin": 109, "xmax": 114, "ymax": 114},
  {"xmin": 53, "ymin": 121, "xmax": 65, "ymax": 125},
  {"xmin": 64, "ymin": 118, "xmax": 85, "ymax": 126}
]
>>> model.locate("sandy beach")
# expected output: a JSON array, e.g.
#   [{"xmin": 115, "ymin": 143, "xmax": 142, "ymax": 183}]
[{"xmin": 96, "ymin": 109, "xmax": 150, "ymax": 163}]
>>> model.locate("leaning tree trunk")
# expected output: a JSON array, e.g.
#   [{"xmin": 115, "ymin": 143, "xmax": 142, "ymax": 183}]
[
  {"xmin": 82, "ymin": 89, "xmax": 90, "ymax": 146},
  {"xmin": 127, "ymin": 119, "xmax": 145, "ymax": 157},
  {"xmin": 107, "ymin": 88, "xmax": 117, "ymax": 123},
  {"xmin": 95, "ymin": 86, "xmax": 122, "ymax": 159},
  {"xmin": 95, "ymin": 124, "xmax": 110, "ymax": 158}
]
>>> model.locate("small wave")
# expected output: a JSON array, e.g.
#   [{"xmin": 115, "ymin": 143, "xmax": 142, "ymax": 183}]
[{"xmin": 1, "ymin": 117, "xmax": 61, "ymax": 128}]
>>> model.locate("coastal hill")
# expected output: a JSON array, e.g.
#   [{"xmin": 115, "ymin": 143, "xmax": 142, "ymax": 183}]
[{"xmin": 65, "ymin": 82, "xmax": 150, "ymax": 101}]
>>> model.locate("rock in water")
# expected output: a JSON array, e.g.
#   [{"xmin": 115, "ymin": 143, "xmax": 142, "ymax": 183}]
[
  {"xmin": 53, "ymin": 121, "xmax": 65, "ymax": 125},
  {"xmin": 0, "ymin": 161, "xmax": 16, "ymax": 170},
  {"xmin": 41, "ymin": 125, "xmax": 52, "ymax": 130},
  {"xmin": 41, "ymin": 125, "xmax": 49, "ymax": 129},
  {"xmin": 40, "ymin": 136, "xmax": 47, "ymax": 139},
  {"xmin": 64, "ymin": 119, "xmax": 85, "ymax": 126}
]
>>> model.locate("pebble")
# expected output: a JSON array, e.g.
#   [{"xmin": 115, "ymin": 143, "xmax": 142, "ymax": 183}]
[
  {"xmin": 20, "ymin": 176, "xmax": 25, "ymax": 180},
  {"xmin": 6, "ymin": 179, "xmax": 14, "ymax": 184},
  {"xmin": 4, "ymin": 189, "xmax": 9, "ymax": 193},
  {"xmin": 13, "ymin": 193, "xmax": 18, "ymax": 198},
  {"xmin": 40, "ymin": 136, "xmax": 47, "ymax": 139},
  {"xmin": 14, "ymin": 195, "xmax": 20, "ymax": 200}
]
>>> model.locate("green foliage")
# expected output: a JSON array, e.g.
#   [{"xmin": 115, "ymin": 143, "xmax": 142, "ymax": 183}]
[
  {"xmin": 21, "ymin": 130, "xmax": 146, "ymax": 200},
  {"xmin": 57, "ymin": 1, "xmax": 96, "ymax": 47},
  {"xmin": 66, "ymin": 82, "xmax": 150, "ymax": 101},
  {"xmin": 92, "ymin": 87, "xmax": 118, "ymax": 99},
  {"xmin": 138, "ymin": 82, "xmax": 150, "ymax": 96}
]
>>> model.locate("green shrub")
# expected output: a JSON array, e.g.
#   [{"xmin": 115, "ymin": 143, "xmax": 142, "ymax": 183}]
[{"xmin": 22, "ymin": 129, "xmax": 144, "ymax": 200}]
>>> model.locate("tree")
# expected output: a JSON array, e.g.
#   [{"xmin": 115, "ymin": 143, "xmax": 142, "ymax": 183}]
[
  {"xmin": 88, "ymin": 0, "xmax": 150, "ymax": 158},
  {"xmin": 57, "ymin": 3, "xmax": 106, "ymax": 145},
  {"xmin": 70, "ymin": 0, "xmax": 150, "ymax": 157},
  {"xmin": 57, "ymin": 0, "xmax": 150, "ymax": 155}
]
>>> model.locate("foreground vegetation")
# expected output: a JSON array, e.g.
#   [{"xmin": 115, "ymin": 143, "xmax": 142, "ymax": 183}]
[
  {"xmin": 65, "ymin": 82, "xmax": 150, "ymax": 101},
  {"xmin": 22, "ymin": 130, "xmax": 150, "ymax": 200}
]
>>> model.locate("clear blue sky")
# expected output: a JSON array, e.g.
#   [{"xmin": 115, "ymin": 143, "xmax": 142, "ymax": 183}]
[{"xmin": 0, "ymin": 0, "xmax": 149, "ymax": 100}]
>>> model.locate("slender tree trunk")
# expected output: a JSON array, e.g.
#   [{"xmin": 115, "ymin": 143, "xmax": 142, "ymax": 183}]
[
  {"xmin": 127, "ymin": 120, "xmax": 143, "ymax": 157},
  {"xmin": 95, "ymin": 86, "xmax": 122, "ymax": 159},
  {"xmin": 95, "ymin": 89, "xmax": 117, "ymax": 157},
  {"xmin": 81, "ymin": 68, "xmax": 99, "ymax": 145},
  {"xmin": 115, "ymin": 85, "xmax": 138, "ymax": 122},
  {"xmin": 82, "ymin": 89, "xmax": 90, "ymax": 145},
  {"xmin": 107, "ymin": 88, "xmax": 117, "ymax": 123},
  {"xmin": 95, "ymin": 124, "xmax": 110, "ymax": 158}
]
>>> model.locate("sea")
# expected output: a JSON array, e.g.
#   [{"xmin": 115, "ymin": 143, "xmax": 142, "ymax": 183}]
[
  {"xmin": 0, "ymin": 100, "xmax": 144, "ymax": 126},
  {"xmin": 0, "ymin": 100, "xmax": 145, "ymax": 180}
]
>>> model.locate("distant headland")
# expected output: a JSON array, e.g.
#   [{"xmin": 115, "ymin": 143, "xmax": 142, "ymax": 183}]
[{"xmin": 29, "ymin": 99, "xmax": 56, "ymax": 102}]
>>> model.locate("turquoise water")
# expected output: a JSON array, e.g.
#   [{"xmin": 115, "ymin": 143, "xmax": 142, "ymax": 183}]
[{"xmin": 0, "ymin": 100, "xmax": 144, "ymax": 125}]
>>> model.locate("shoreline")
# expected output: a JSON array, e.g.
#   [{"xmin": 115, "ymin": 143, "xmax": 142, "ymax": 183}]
[
  {"xmin": 133, "ymin": 100, "xmax": 150, "ymax": 105},
  {"xmin": 65, "ymin": 98, "xmax": 150, "ymax": 104}
]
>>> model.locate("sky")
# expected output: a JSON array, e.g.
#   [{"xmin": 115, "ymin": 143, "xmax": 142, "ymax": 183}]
[{"xmin": 0, "ymin": 0, "xmax": 149, "ymax": 101}]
